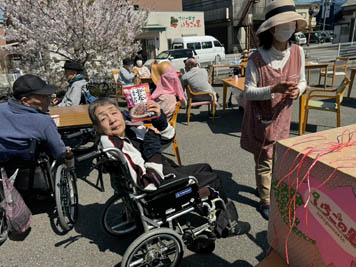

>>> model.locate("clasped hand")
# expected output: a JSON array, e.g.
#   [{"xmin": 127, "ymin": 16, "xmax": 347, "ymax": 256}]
[{"xmin": 271, "ymin": 81, "xmax": 300, "ymax": 100}]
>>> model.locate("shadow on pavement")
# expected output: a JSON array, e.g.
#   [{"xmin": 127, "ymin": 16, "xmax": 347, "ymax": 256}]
[
  {"xmin": 54, "ymin": 203, "xmax": 137, "ymax": 257},
  {"xmin": 247, "ymin": 231, "xmax": 269, "ymax": 262},
  {"xmin": 176, "ymin": 106, "xmax": 244, "ymax": 137},
  {"xmin": 215, "ymin": 170, "xmax": 259, "ymax": 209},
  {"xmin": 181, "ymin": 253, "xmax": 253, "ymax": 267}
]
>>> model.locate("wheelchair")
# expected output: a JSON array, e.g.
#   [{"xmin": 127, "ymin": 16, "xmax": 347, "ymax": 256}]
[
  {"xmin": 78, "ymin": 146, "xmax": 239, "ymax": 267},
  {"xmin": 0, "ymin": 140, "xmax": 79, "ymax": 236}
]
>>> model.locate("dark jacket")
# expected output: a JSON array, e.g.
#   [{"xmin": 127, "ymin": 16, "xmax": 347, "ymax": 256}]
[
  {"xmin": 0, "ymin": 98, "xmax": 66, "ymax": 160},
  {"xmin": 100, "ymin": 111, "xmax": 176, "ymax": 191}
]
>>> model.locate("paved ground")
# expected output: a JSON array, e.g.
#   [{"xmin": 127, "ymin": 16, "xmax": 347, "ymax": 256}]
[{"xmin": 1, "ymin": 68, "xmax": 356, "ymax": 267}]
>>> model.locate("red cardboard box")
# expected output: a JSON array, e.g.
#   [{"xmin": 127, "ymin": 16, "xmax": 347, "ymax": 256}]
[{"xmin": 269, "ymin": 125, "xmax": 356, "ymax": 267}]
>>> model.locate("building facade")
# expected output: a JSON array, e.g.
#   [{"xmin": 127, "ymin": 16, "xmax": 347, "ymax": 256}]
[
  {"xmin": 134, "ymin": 0, "xmax": 205, "ymax": 59},
  {"xmin": 183, "ymin": 0, "xmax": 316, "ymax": 53}
]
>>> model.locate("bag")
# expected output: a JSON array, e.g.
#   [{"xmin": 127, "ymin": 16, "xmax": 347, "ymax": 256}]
[
  {"xmin": 82, "ymin": 85, "xmax": 96, "ymax": 104},
  {"xmin": 1, "ymin": 168, "xmax": 32, "ymax": 234}
]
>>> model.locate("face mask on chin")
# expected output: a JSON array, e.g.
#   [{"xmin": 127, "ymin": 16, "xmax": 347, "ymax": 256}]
[{"xmin": 273, "ymin": 22, "xmax": 296, "ymax": 43}]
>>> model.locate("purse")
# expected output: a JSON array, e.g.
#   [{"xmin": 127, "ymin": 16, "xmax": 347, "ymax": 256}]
[{"xmin": 1, "ymin": 168, "xmax": 32, "ymax": 234}]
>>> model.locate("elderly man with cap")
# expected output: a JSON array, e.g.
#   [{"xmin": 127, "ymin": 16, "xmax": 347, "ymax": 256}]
[
  {"xmin": 0, "ymin": 74, "xmax": 66, "ymax": 160},
  {"xmin": 240, "ymin": 0, "xmax": 307, "ymax": 220},
  {"xmin": 182, "ymin": 57, "xmax": 218, "ymax": 103},
  {"xmin": 54, "ymin": 60, "xmax": 87, "ymax": 107}
]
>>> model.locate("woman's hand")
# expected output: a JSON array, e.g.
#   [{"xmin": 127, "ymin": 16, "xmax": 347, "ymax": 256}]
[
  {"xmin": 52, "ymin": 98, "xmax": 60, "ymax": 105},
  {"xmin": 271, "ymin": 81, "xmax": 297, "ymax": 94},
  {"xmin": 286, "ymin": 87, "xmax": 300, "ymax": 100},
  {"xmin": 146, "ymin": 100, "xmax": 161, "ymax": 118},
  {"xmin": 147, "ymin": 126, "xmax": 160, "ymax": 134}
]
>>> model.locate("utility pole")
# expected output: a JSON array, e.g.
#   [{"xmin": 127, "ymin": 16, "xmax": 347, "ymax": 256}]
[{"xmin": 322, "ymin": 0, "xmax": 331, "ymax": 31}]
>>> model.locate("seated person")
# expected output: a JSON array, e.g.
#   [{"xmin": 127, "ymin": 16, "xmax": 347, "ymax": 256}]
[
  {"xmin": 120, "ymin": 58, "xmax": 137, "ymax": 87},
  {"xmin": 0, "ymin": 74, "xmax": 68, "ymax": 190},
  {"xmin": 182, "ymin": 57, "xmax": 219, "ymax": 102},
  {"xmin": 133, "ymin": 55, "xmax": 151, "ymax": 78},
  {"xmin": 88, "ymin": 97, "xmax": 250, "ymax": 236},
  {"xmin": 54, "ymin": 60, "xmax": 87, "ymax": 107},
  {"xmin": 150, "ymin": 61, "xmax": 186, "ymax": 120}
]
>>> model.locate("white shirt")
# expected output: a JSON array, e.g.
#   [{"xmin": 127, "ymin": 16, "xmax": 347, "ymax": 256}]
[{"xmin": 244, "ymin": 44, "xmax": 306, "ymax": 100}]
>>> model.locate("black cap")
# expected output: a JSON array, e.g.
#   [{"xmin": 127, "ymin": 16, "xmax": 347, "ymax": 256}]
[
  {"xmin": 13, "ymin": 74, "xmax": 56, "ymax": 99},
  {"xmin": 123, "ymin": 58, "xmax": 133, "ymax": 66},
  {"xmin": 63, "ymin": 60, "xmax": 83, "ymax": 71}
]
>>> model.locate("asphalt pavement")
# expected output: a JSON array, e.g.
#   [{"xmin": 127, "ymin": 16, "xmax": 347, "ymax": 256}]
[{"xmin": 1, "ymin": 68, "xmax": 356, "ymax": 267}]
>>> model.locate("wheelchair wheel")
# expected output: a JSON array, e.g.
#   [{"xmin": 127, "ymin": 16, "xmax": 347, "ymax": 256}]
[
  {"xmin": 54, "ymin": 164, "xmax": 79, "ymax": 231},
  {"xmin": 102, "ymin": 194, "xmax": 139, "ymax": 237},
  {"xmin": 121, "ymin": 227, "xmax": 184, "ymax": 267},
  {"xmin": 0, "ymin": 208, "xmax": 8, "ymax": 245}
]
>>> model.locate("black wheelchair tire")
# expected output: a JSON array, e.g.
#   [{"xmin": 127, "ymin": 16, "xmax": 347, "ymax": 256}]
[
  {"xmin": 101, "ymin": 194, "xmax": 139, "ymax": 237},
  {"xmin": 0, "ymin": 208, "xmax": 8, "ymax": 245},
  {"xmin": 54, "ymin": 164, "xmax": 79, "ymax": 231},
  {"xmin": 121, "ymin": 227, "xmax": 184, "ymax": 267}
]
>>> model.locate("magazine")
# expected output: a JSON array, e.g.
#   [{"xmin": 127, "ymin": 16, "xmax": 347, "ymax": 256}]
[{"xmin": 122, "ymin": 83, "xmax": 158, "ymax": 122}]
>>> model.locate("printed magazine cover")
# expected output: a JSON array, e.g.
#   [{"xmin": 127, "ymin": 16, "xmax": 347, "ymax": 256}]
[{"xmin": 123, "ymin": 83, "xmax": 158, "ymax": 122}]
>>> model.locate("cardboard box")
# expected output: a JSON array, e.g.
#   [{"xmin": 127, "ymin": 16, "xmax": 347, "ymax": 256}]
[
  {"xmin": 255, "ymin": 249, "xmax": 289, "ymax": 267},
  {"xmin": 269, "ymin": 125, "xmax": 356, "ymax": 267}
]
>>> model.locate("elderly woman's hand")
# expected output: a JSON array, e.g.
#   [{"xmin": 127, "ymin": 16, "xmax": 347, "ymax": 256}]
[{"xmin": 146, "ymin": 100, "xmax": 161, "ymax": 118}]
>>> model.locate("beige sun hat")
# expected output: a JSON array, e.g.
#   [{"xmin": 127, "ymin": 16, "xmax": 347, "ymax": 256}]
[{"xmin": 256, "ymin": 0, "xmax": 307, "ymax": 36}]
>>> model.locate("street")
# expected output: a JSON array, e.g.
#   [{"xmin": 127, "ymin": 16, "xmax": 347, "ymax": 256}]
[{"xmin": 1, "ymin": 67, "xmax": 356, "ymax": 267}]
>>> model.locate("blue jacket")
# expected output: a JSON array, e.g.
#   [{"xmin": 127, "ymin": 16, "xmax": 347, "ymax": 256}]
[{"xmin": 0, "ymin": 98, "xmax": 66, "ymax": 160}]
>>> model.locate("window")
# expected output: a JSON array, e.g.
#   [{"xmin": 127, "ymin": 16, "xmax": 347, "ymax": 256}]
[
  {"xmin": 202, "ymin": 41, "xmax": 213, "ymax": 49},
  {"xmin": 171, "ymin": 50, "xmax": 193, "ymax": 59},
  {"xmin": 187, "ymin": 42, "xmax": 201, "ymax": 50},
  {"xmin": 167, "ymin": 39, "xmax": 172, "ymax": 49},
  {"xmin": 213, "ymin": 41, "xmax": 223, "ymax": 47},
  {"xmin": 172, "ymin": 43, "xmax": 183, "ymax": 49}
]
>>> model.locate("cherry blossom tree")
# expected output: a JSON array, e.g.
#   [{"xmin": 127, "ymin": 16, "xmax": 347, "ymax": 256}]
[{"xmin": 1, "ymin": 0, "xmax": 148, "ymax": 84}]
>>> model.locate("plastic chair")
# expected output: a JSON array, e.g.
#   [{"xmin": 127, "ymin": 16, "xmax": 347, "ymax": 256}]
[
  {"xmin": 186, "ymin": 84, "xmax": 216, "ymax": 125},
  {"xmin": 318, "ymin": 57, "xmax": 349, "ymax": 88},
  {"xmin": 144, "ymin": 101, "xmax": 182, "ymax": 165},
  {"xmin": 112, "ymin": 70, "xmax": 123, "ymax": 101},
  {"xmin": 303, "ymin": 76, "xmax": 350, "ymax": 134}
]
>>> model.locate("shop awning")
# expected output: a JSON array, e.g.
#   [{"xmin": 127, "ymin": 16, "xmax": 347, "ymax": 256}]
[{"xmin": 144, "ymin": 24, "xmax": 166, "ymax": 32}]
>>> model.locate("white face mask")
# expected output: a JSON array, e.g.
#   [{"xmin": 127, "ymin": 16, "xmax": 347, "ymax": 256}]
[
  {"xmin": 273, "ymin": 22, "xmax": 296, "ymax": 43},
  {"xmin": 136, "ymin": 60, "xmax": 143, "ymax": 67}
]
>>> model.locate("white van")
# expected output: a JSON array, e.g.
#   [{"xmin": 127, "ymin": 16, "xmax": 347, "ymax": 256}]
[{"xmin": 172, "ymin": 35, "xmax": 225, "ymax": 63}]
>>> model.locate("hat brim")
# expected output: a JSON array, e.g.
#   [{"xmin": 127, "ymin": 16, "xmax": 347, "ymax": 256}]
[
  {"xmin": 62, "ymin": 66, "xmax": 83, "ymax": 71},
  {"xmin": 32, "ymin": 84, "xmax": 57, "ymax": 96},
  {"xmin": 256, "ymin": 12, "xmax": 307, "ymax": 35},
  {"xmin": 151, "ymin": 63, "xmax": 160, "ymax": 85}
]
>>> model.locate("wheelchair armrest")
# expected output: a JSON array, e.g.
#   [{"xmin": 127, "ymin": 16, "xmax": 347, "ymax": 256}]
[{"xmin": 145, "ymin": 176, "xmax": 197, "ymax": 198}]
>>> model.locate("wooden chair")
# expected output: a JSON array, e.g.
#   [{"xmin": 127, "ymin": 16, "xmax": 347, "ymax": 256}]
[
  {"xmin": 112, "ymin": 70, "xmax": 123, "ymax": 101},
  {"xmin": 186, "ymin": 84, "xmax": 216, "ymax": 125},
  {"xmin": 318, "ymin": 57, "xmax": 349, "ymax": 88},
  {"xmin": 144, "ymin": 101, "xmax": 182, "ymax": 165},
  {"xmin": 303, "ymin": 76, "xmax": 350, "ymax": 134}
]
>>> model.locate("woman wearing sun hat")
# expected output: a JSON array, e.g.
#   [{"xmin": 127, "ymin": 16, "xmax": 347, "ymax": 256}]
[{"xmin": 240, "ymin": 0, "xmax": 307, "ymax": 220}]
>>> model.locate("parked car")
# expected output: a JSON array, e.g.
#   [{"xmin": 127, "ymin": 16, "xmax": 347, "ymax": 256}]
[
  {"xmin": 292, "ymin": 32, "xmax": 307, "ymax": 45},
  {"xmin": 320, "ymin": 31, "xmax": 334, "ymax": 42},
  {"xmin": 308, "ymin": 32, "xmax": 324, "ymax": 44},
  {"xmin": 172, "ymin": 35, "xmax": 225, "ymax": 63},
  {"xmin": 144, "ymin": 49, "xmax": 198, "ymax": 72}
]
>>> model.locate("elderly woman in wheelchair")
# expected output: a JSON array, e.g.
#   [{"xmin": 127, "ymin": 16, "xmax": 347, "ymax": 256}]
[{"xmin": 86, "ymin": 98, "xmax": 250, "ymax": 266}]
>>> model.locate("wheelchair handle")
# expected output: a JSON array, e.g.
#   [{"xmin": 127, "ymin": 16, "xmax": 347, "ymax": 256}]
[
  {"xmin": 76, "ymin": 150, "xmax": 101, "ymax": 162},
  {"xmin": 65, "ymin": 128, "xmax": 94, "ymax": 139}
]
